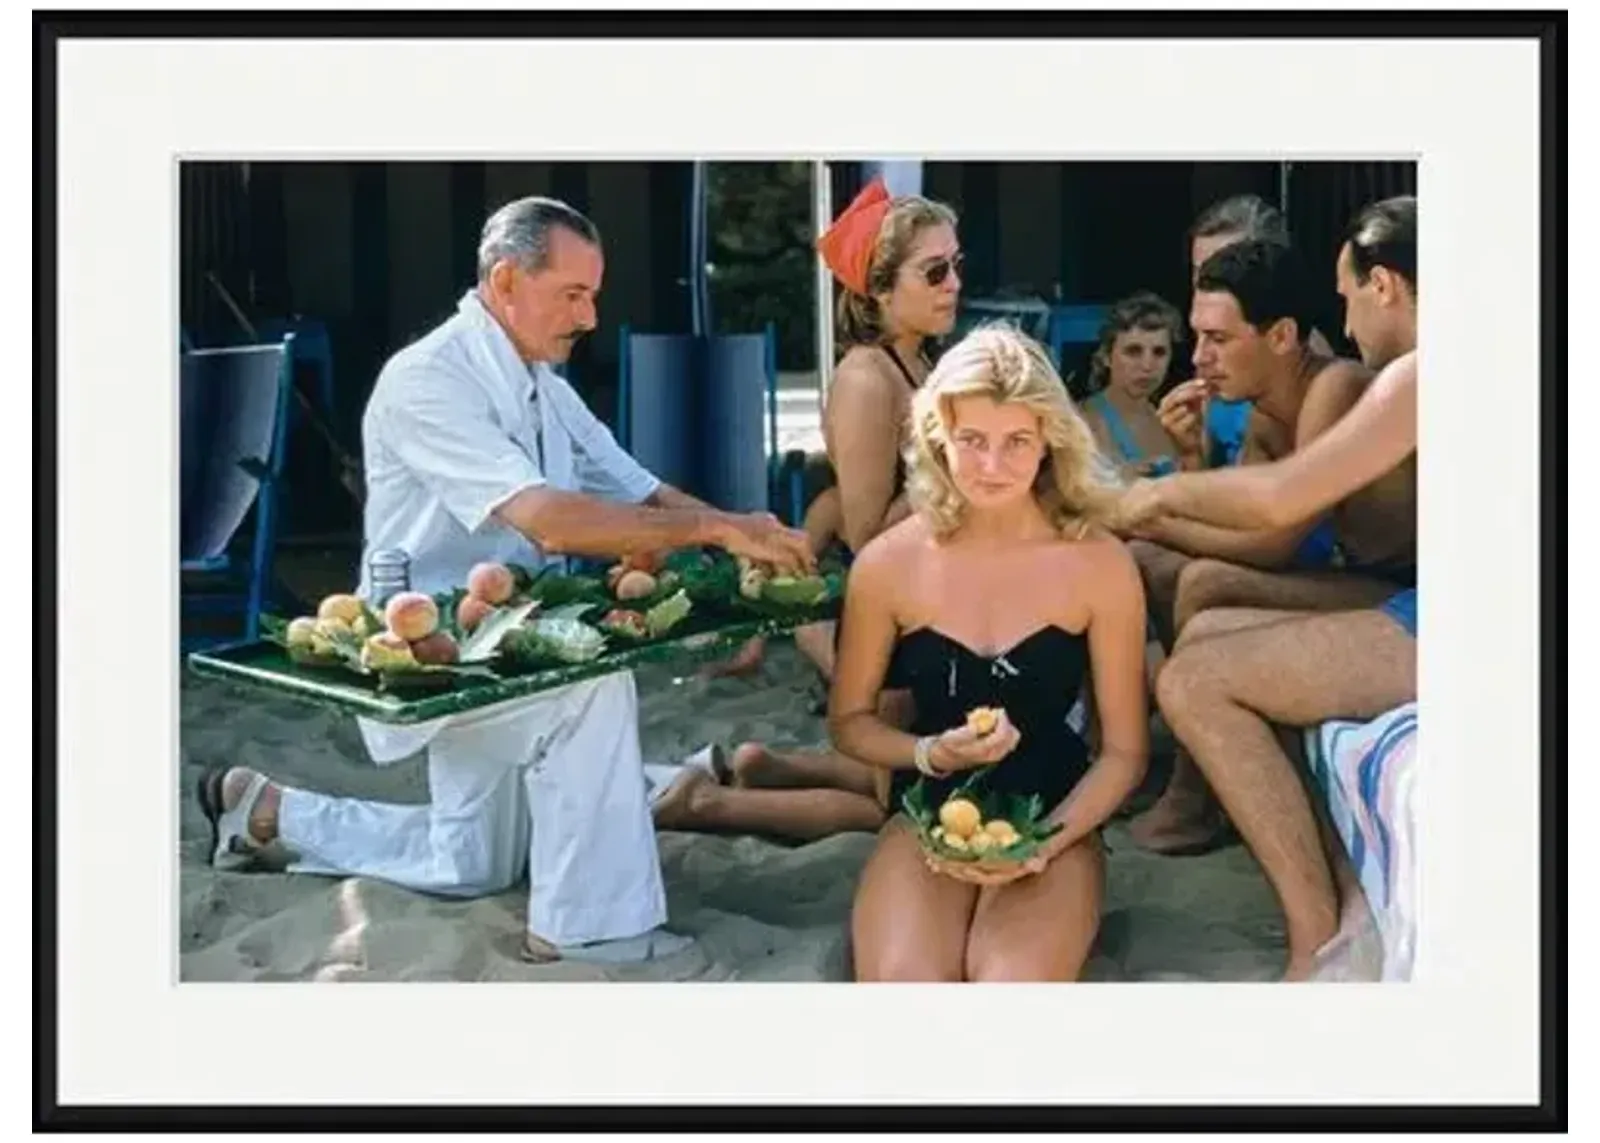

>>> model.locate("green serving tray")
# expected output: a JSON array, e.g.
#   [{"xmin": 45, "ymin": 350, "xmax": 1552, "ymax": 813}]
[{"xmin": 186, "ymin": 608, "xmax": 829, "ymax": 725}]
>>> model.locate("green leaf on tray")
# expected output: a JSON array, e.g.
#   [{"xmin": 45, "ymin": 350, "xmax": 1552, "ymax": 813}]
[
  {"xmin": 645, "ymin": 588, "xmax": 693, "ymax": 637},
  {"xmin": 500, "ymin": 617, "xmax": 608, "ymax": 666},
  {"xmin": 525, "ymin": 570, "xmax": 609, "ymax": 609},
  {"xmin": 669, "ymin": 552, "xmax": 740, "ymax": 605},
  {"xmin": 760, "ymin": 574, "xmax": 831, "ymax": 607},
  {"xmin": 542, "ymin": 600, "xmax": 600, "ymax": 624},
  {"xmin": 457, "ymin": 600, "xmax": 540, "ymax": 663}
]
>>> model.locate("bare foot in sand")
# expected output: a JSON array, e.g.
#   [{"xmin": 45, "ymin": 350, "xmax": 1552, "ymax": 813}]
[
  {"xmin": 699, "ymin": 635, "xmax": 766, "ymax": 680},
  {"xmin": 650, "ymin": 767, "xmax": 719, "ymax": 831},
  {"xmin": 1299, "ymin": 907, "xmax": 1383, "ymax": 982},
  {"xmin": 728, "ymin": 742, "xmax": 777, "ymax": 788},
  {"xmin": 1127, "ymin": 788, "xmax": 1232, "ymax": 854},
  {"xmin": 1126, "ymin": 754, "xmax": 1235, "ymax": 854}
]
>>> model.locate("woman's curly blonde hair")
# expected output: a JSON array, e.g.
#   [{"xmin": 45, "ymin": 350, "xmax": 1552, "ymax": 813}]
[{"xmin": 903, "ymin": 323, "xmax": 1127, "ymax": 539}]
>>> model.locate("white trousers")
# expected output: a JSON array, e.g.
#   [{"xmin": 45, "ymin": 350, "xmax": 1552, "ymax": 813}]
[{"xmin": 276, "ymin": 671, "xmax": 666, "ymax": 946}]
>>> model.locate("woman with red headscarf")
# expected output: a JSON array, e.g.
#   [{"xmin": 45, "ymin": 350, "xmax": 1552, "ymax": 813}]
[
  {"xmin": 776, "ymin": 177, "xmax": 965, "ymax": 685},
  {"xmin": 812, "ymin": 178, "xmax": 964, "ymax": 557},
  {"xmin": 667, "ymin": 179, "xmax": 966, "ymax": 838}
]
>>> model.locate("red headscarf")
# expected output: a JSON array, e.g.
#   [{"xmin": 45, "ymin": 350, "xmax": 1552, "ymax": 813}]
[{"xmin": 815, "ymin": 176, "xmax": 893, "ymax": 296}]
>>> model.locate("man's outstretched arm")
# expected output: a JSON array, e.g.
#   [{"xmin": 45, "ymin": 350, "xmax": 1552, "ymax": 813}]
[{"xmin": 1129, "ymin": 350, "xmax": 1418, "ymax": 533}]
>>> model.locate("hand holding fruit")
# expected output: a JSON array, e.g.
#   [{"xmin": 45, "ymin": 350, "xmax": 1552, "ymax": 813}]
[
  {"xmin": 715, "ymin": 511, "xmax": 815, "ymax": 577},
  {"xmin": 1156, "ymin": 377, "xmax": 1211, "ymax": 459},
  {"xmin": 927, "ymin": 706, "xmax": 1020, "ymax": 774}
]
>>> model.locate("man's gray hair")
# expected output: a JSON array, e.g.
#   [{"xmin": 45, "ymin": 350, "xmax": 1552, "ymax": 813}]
[
  {"xmin": 477, "ymin": 196, "xmax": 602, "ymax": 281},
  {"xmin": 1189, "ymin": 193, "xmax": 1291, "ymax": 248}
]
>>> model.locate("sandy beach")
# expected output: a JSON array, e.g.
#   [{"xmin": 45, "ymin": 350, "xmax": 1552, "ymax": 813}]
[{"xmin": 176, "ymin": 629, "xmax": 1367, "ymax": 984}]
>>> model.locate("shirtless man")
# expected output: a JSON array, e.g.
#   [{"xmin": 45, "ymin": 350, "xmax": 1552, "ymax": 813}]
[
  {"xmin": 1134, "ymin": 238, "xmax": 1416, "ymax": 631},
  {"xmin": 1131, "ymin": 196, "xmax": 1339, "ymax": 644},
  {"xmin": 1124, "ymin": 235, "xmax": 1417, "ymax": 852},
  {"xmin": 1127, "ymin": 198, "xmax": 1418, "ymax": 535},
  {"xmin": 1116, "ymin": 197, "xmax": 1420, "ymax": 978}
]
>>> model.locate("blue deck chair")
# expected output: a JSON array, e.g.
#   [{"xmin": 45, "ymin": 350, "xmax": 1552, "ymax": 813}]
[
  {"xmin": 616, "ymin": 324, "xmax": 784, "ymax": 519},
  {"xmin": 705, "ymin": 324, "xmax": 777, "ymax": 516},
  {"xmin": 1046, "ymin": 303, "xmax": 1109, "ymax": 376},
  {"xmin": 180, "ymin": 335, "xmax": 296, "ymax": 649},
  {"xmin": 778, "ymin": 448, "xmax": 809, "ymax": 529},
  {"xmin": 616, "ymin": 326, "xmax": 699, "ymax": 494},
  {"xmin": 255, "ymin": 317, "xmax": 335, "ymax": 417},
  {"xmin": 952, "ymin": 297, "xmax": 1052, "ymax": 345}
]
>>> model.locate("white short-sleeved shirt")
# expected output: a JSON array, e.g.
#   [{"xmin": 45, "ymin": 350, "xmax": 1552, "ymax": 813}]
[{"xmin": 357, "ymin": 291, "xmax": 661, "ymax": 598}]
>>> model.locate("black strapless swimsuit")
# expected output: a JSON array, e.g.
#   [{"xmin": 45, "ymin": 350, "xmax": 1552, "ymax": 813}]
[{"xmin": 883, "ymin": 625, "xmax": 1093, "ymax": 813}]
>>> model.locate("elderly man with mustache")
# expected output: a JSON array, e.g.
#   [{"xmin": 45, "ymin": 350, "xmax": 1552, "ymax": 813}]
[{"xmin": 196, "ymin": 196, "xmax": 813, "ymax": 966}]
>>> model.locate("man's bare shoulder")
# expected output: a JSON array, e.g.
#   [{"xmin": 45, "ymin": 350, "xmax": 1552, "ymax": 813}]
[
  {"xmin": 1310, "ymin": 354, "xmax": 1376, "ymax": 398},
  {"xmin": 1370, "ymin": 349, "xmax": 1418, "ymax": 398}
]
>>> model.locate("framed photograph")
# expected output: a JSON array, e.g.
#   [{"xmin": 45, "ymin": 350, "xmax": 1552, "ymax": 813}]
[{"xmin": 37, "ymin": 8, "xmax": 1563, "ymax": 1131}]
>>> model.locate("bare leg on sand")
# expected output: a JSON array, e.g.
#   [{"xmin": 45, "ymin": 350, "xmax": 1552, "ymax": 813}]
[
  {"xmin": 651, "ymin": 767, "xmax": 885, "ymax": 841},
  {"xmin": 649, "ymin": 741, "xmax": 886, "ymax": 841},
  {"xmin": 653, "ymin": 693, "xmax": 910, "ymax": 842},
  {"xmin": 1128, "ymin": 606, "xmax": 1299, "ymax": 852},
  {"xmin": 1155, "ymin": 605, "xmax": 1415, "ymax": 979}
]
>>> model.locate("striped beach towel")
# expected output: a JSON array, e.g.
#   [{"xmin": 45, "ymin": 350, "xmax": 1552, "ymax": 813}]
[{"xmin": 1304, "ymin": 703, "xmax": 1419, "ymax": 981}]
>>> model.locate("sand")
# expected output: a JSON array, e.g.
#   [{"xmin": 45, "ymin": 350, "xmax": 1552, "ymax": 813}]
[{"xmin": 173, "ymin": 633, "xmax": 1382, "ymax": 985}]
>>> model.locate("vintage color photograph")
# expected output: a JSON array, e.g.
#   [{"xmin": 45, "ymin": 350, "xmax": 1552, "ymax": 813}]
[{"xmin": 177, "ymin": 157, "xmax": 1420, "ymax": 985}]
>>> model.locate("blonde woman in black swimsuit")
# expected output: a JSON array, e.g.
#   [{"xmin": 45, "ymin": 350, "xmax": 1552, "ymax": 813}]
[{"xmin": 830, "ymin": 325, "xmax": 1150, "ymax": 982}]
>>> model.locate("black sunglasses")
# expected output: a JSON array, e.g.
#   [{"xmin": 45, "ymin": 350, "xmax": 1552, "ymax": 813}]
[{"xmin": 918, "ymin": 251, "xmax": 964, "ymax": 287}]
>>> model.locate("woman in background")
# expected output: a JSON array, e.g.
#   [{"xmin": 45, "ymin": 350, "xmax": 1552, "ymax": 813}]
[{"xmin": 1078, "ymin": 291, "xmax": 1192, "ymax": 480}]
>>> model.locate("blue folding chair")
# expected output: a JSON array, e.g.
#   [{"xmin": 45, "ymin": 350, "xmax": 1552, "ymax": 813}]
[
  {"xmin": 255, "ymin": 317, "xmax": 335, "ymax": 418},
  {"xmin": 1046, "ymin": 303, "xmax": 1109, "ymax": 374},
  {"xmin": 705, "ymin": 323, "xmax": 777, "ymax": 516},
  {"xmin": 616, "ymin": 325, "xmax": 699, "ymax": 493},
  {"xmin": 616, "ymin": 323, "xmax": 785, "ymax": 519},
  {"xmin": 180, "ymin": 335, "xmax": 296, "ymax": 649}
]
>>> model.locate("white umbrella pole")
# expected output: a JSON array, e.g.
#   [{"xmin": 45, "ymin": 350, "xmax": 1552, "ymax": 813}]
[{"xmin": 813, "ymin": 159, "xmax": 834, "ymax": 401}]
